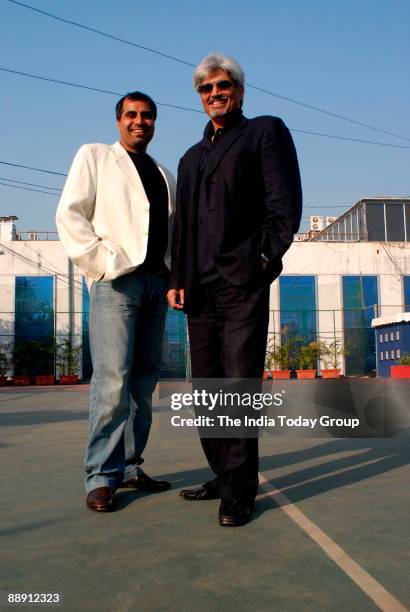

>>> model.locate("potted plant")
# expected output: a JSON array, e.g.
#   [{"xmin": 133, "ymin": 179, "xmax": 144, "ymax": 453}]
[
  {"xmin": 34, "ymin": 338, "xmax": 56, "ymax": 385},
  {"xmin": 56, "ymin": 339, "xmax": 82, "ymax": 384},
  {"xmin": 0, "ymin": 344, "xmax": 10, "ymax": 386},
  {"xmin": 12, "ymin": 338, "xmax": 55, "ymax": 385},
  {"xmin": 11, "ymin": 342, "xmax": 32, "ymax": 385},
  {"xmin": 391, "ymin": 353, "xmax": 410, "ymax": 379},
  {"xmin": 295, "ymin": 341, "xmax": 320, "ymax": 379},
  {"xmin": 266, "ymin": 339, "xmax": 296, "ymax": 380},
  {"xmin": 320, "ymin": 339, "xmax": 345, "ymax": 379}
]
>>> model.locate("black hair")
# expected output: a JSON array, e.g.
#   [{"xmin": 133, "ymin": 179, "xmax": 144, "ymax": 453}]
[{"xmin": 115, "ymin": 91, "xmax": 157, "ymax": 120}]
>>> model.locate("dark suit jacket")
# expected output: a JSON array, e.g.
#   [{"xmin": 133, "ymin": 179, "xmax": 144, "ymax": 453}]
[{"xmin": 170, "ymin": 113, "xmax": 302, "ymax": 315}]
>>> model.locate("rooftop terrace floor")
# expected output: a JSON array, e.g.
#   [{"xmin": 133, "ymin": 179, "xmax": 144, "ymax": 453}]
[{"xmin": 0, "ymin": 382, "xmax": 409, "ymax": 612}]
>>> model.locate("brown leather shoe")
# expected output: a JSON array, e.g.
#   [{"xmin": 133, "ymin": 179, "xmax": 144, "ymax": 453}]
[
  {"xmin": 120, "ymin": 471, "xmax": 171, "ymax": 492},
  {"xmin": 86, "ymin": 487, "xmax": 114, "ymax": 512}
]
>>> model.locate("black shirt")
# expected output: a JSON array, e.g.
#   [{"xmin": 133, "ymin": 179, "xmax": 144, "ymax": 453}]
[
  {"xmin": 127, "ymin": 151, "xmax": 168, "ymax": 273},
  {"xmin": 197, "ymin": 109, "xmax": 243, "ymax": 283}
]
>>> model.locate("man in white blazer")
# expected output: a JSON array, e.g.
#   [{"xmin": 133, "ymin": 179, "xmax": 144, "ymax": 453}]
[{"xmin": 56, "ymin": 91, "xmax": 176, "ymax": 512}]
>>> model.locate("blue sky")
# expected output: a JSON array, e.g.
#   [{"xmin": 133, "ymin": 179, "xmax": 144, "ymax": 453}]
[{"xmin": 1, "ymin": 0, "xmax": 409, "ymax": 233}]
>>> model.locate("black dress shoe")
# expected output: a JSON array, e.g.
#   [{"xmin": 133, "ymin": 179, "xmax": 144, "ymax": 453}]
[
  {"xmin": 86, "ymin": 487, "xmax": 114, "ymax": 512},
  {"xmin": 121, "ymin": 471, "xmax": 171, "ymax": 492},
  {"xmin": 218, "ymin": 497, "xmax": 253, "ymax": 526},
  {"xmin": 179, "ymin": 485, "xmax": 220, "ymax": 500}
]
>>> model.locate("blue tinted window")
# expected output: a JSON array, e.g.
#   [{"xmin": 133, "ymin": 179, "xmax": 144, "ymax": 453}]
[
  {"xmin": 342, "ymin": 276, "xmax": 378, "ymax": 375},
  {"xmin": 160, "ymin": 309, "xmax": 187, "ymax": 379},
  {"xmin": 14, "ymin": 276, "xmax": 54, "ymax": 375},
  {"xmin": 279, "ymin": 276, "xmax": 317, "ymax": 343},
  {"xmin": 404, "ymin": 276, "xmax": 410, "ymax": 311},
  {"xmin": 366, "ymin": 203, "xmax": 385, "ymax": 241},
  {"xmin": 385, "ymin": 203, "xmax": 405, "ymax": 241},
  {"xmin": 82, "ymin": 278, "xmax": 92, "ymax": 379}
]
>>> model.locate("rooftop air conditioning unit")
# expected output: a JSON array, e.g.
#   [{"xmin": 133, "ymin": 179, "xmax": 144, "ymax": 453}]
[
  {"xmin": 309, "ymin": 215, "xmax": 324, "ymax": 231},
  {"xmin": 326, "ymin": 216, "xmax": 336, "ymax": 225},
  {"xmin": 28, "ymin": 232, "xmax": 38, "ymax": 241}
]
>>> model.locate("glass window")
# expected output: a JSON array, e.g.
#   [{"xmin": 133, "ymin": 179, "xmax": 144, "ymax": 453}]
[
  {"xmin": 404, "ymin": 276, "xmax": 410, "ymax": 310},
  {"xmin": 349, "ymin": 214, "xmax": 353, "ymax": 240},
  {"xmin": 405, "ymin": 204, "xmax": 410, "ymax": 242},
  {"xmin": 390, "ymin": 332, "xmax": 394, "ymax": 341},
  {"xmin": 352, "ymin": 209, "xmax": 359, "ymax": 240},
  {"xmin": 160, "ymin": 309, "xmax": 187, "ymax": 378},
  {"xmin": 396, "ymin": 349, "xmax": 401, "ymax": 359},
  {"xmin": 379, "ymin": 334, "xmax": 383, "ymax": 343},
  {"xmin": 14, "ymin": 276, "xmax": 54, "ymax": 375},
  {"xmin": 385, "ymin": 351, "xmax": 389, "ymax": 360},
  {"xmin": 391, "ymin": 350, "xmax": 395, "ymax": 360},
  {"xmin": 385, "ymin": 203, "xmax": 405, "ymax": 241},
  {"xmin": 380, "ymin": 352, "xmax": 384, "ymax": 360},
  {"xmin": 384, "ymin": 333, "xmax": 388, "ymax": 342},
  {"xmin": 366, "ymin": 203, "xmax": 385, "ymax": 241},
  {"xmin": 396, "ymin": 330, "xmax": 400, "ymax": 340},
  {"xmin": 342, "ymin": 276, "xmax": 378, "ymax": 376},
  {"xmin": 279, "ymin": 276, "xmax": 317, "ymax": 348},
  {"xmin": 82, "ymin": 278, "xmax": 92, "ymax": 380}
]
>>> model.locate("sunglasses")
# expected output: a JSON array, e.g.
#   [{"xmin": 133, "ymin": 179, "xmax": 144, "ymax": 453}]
[{"xmin": 197, "ymin": 79, "xmax": 236, "ymax": 94}]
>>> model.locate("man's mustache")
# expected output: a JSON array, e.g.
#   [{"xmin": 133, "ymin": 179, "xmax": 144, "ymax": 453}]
[{"xmin": 209, "ymin": 94, "xmax": 228, "ymax": 102}]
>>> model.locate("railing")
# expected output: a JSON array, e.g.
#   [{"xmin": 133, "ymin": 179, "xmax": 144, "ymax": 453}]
[
  {"xmin": 16, "ymin": 232, "xmax": 59, "ymax": 241},
  {"xmin": 309, "ymin": 233, "xmax": 368, "ymax": 242},
  {"xmin": 1, "ymin": 306, "xmax": 407, "ymax": 380}
]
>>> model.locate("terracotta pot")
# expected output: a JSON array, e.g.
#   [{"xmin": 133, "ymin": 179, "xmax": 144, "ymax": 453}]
[
  {"xmin": 59, "ymin": 374, "xmax": 79, "ymax": 385},
  {"xmin": 297, "ymin": 369, "xmax": 316, "ymax": 379},
  {"xmin": 390, "ymin": 365, "xmax": 410, "ymax": 379},
  {"xmin": 321, "ymin": 369, "xmax": 341, "ymax": 379},
  {"xmin": 12, "ymin": 375, "xmax": 31, "ymax": 386},
  {"xmin": 271, "ymin": 370, "xmax": 291, "ymax": 380},
  {"xmin": 262, "ymin": 371, "xmax": 271, "ymax": 380},
  {"xmin": 35, "ymin": 375, "xmax": 55, "ymax": 386}
]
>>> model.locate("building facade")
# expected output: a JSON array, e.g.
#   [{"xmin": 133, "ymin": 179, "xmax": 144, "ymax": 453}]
[
  {"xmin": 372, "ymin": 313, "xmax": 410, "ymax": 377},
  {"xmin": 1, "ymin": 200, "xmax": 410, "ymax": 379}
]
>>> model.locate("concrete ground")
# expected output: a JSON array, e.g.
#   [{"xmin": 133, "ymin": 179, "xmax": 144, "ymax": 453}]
[{"xmin": 0, "ymin": 382, "xmax": 409, "ymax": 612}]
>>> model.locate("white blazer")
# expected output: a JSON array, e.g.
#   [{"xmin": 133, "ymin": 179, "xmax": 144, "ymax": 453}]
[{"xmin": 56, "ymin": 141, "xmax": 176, "ymax": 285}]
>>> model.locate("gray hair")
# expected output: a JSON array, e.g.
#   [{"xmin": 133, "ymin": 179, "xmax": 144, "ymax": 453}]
[{"xmin": 193, "ymin": 53, "xmax": 245, "ymax": 90}]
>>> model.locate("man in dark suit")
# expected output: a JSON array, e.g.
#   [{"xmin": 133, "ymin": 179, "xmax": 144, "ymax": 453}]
[{"xmin": 168, "ymin": 54, "xmax": 302, "ymax": 526}]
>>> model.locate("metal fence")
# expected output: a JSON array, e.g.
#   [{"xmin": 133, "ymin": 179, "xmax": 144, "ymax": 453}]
[
  {"xmin": 0, "ymin": 305, "xmax": 406, "ymax": 379},
  {"xmin": 0, "ymin": 309, "xmax": 189, "ymax": 380}
]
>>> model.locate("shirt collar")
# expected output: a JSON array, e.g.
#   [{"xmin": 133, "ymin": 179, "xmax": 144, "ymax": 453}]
[{"xmin": 202, "ymin": 108, "xmax": 244, "ymax": 142}]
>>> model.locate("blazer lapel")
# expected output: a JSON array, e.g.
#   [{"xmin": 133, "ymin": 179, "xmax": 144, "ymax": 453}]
[
  {"xmin": 203, "ymin": 117, "xmax": 248, "ymax": 180},
  {"xmin": 111, "ymin": 141, "xmax": 148, "ymax": 200},
  {"xmin": 187, "ymin": 146, "xmax": 203, "ymax": 204}
]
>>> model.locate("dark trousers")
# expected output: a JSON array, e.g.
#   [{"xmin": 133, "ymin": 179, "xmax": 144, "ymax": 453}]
[{"xmin": 187, "ymin": 276, "xmax": 270, "ymax": 502}]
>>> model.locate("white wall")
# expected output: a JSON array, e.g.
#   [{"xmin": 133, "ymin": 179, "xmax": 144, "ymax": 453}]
[
  {"xmin": 0, "ymin": 240, "xmax": 84, "ymax": 374},
  {"xmin": 269, "ymin": 241, "xmax": 410, "ymax": 373},
  {"xmin": 0, "ymin": 238, "xmax": 409, "ymax": 376}
]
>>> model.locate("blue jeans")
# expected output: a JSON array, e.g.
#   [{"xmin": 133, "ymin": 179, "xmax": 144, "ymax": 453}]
[{"xmin": 85, "ymin": 269, "xmax": 168, "ymax": 493}]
